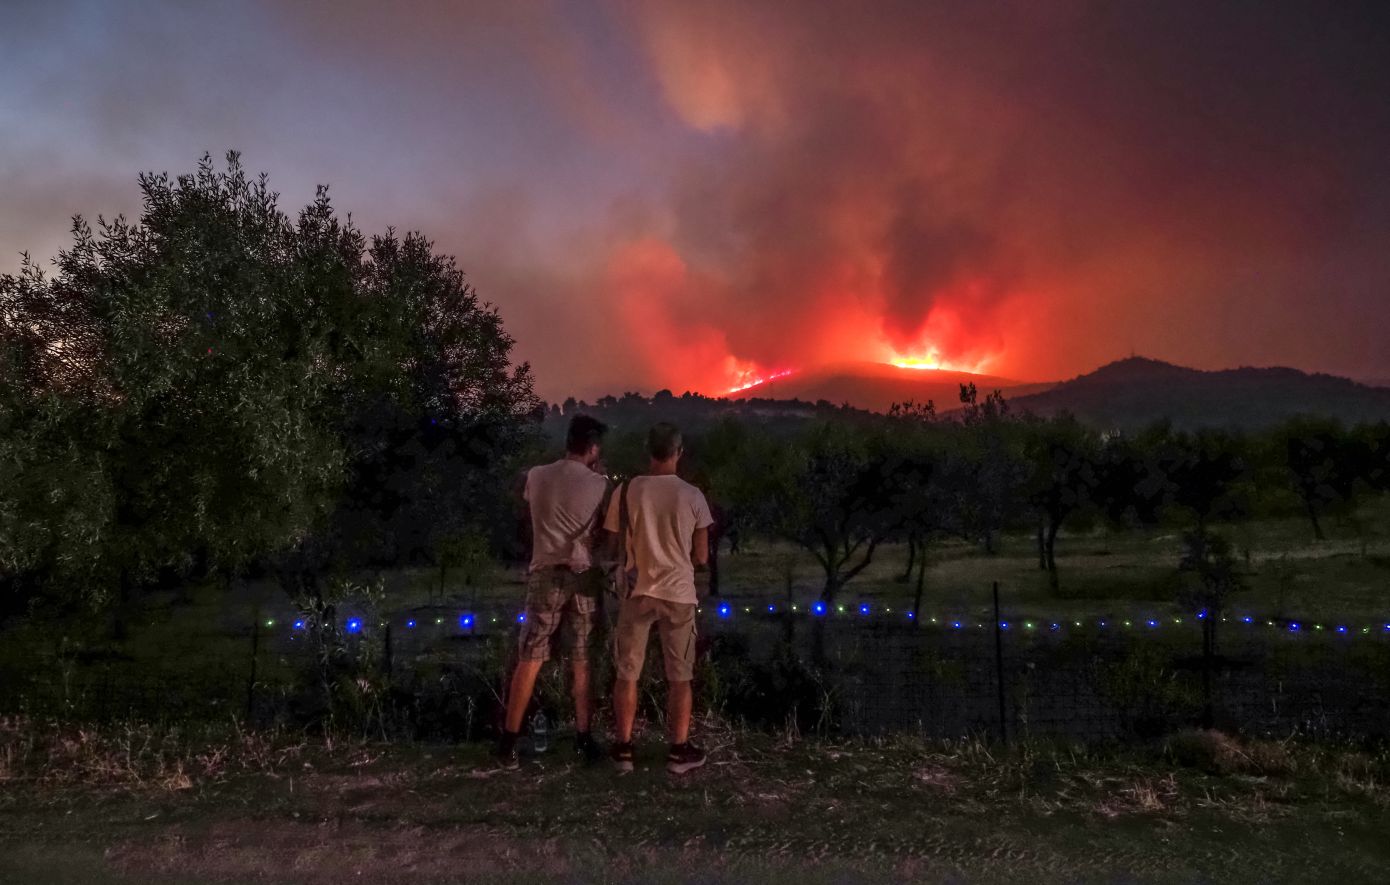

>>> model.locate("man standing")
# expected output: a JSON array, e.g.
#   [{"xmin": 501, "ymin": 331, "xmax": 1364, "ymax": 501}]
[
  {"xmin": 498, "ymin": 415, "xmax": 609, "ymax": 770},
  {"xmin": 604, "ymin": 422, "xmax": 713, "ymax": 774}
]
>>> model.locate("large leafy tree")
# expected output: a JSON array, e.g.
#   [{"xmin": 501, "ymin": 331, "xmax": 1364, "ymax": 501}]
[{"xmin": 1, "ymin": 153, "xmax": 537, "ymax": 611}]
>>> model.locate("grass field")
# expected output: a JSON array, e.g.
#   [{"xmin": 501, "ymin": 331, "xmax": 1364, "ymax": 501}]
[
  {"xmin": 2, "ymin": 718, "xmax": 1388, "ymax": 883},
  {"xmin": 714, "ymin": 501, "xmax": 1390, "ymax": 624},
  {"xmin": 4, "ymin": 501, "xmax": 1389, "ymax": 735}
]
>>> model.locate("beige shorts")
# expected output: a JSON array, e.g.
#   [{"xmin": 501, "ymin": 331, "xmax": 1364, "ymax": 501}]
[
  {"xmin": 613, "ymin": 595, "xmax": 697, "ymax": 682},
  {"xmin": 517, "ymin": 568, "xmax": 599, "ymax": 662}
]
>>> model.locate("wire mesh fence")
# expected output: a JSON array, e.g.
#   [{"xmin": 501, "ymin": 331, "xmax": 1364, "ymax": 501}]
[{"xmin": 3, "ymin": 586, "xmax": 1389, "ymax": 743}]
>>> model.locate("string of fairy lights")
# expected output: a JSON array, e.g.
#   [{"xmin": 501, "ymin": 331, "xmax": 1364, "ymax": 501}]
[{"xmin": 260, "ymin": 602, "xmax": 1390, "ymax": 640}]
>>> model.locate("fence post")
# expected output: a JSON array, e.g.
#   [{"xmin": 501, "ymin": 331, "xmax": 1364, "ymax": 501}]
[
  {"xmin": 245, "ymin": 605, "xmax": 261, "ymax": 723},
  {"xmin": 992, "ymin": 581, "xmax": 1007, "ymax": 743}
]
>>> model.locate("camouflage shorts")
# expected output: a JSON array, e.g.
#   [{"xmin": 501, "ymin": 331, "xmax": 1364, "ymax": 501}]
[{"xmin": 517, "ymin": 567, "xmax": 600, "ymax": 662}]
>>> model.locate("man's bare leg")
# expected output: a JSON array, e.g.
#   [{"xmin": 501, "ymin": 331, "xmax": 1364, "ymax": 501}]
[
  {"xmin": 504, "ymin": 659, "xmax": 543, "ymax": 734},
  {"xmin": 571, "ymin": 659, "xmax": 592, "ymax": 733},
  {"xmin": 613, "ymin": 677, "xmax": 638, "ymax": 743},
  {"xmin": 666, "ymin": 679, "xmax": 692, "ymax": 745}
]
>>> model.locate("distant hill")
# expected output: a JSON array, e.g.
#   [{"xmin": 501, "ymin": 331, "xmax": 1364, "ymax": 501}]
[
  {"xmin": 732, "ymin": 361, "xmax": 1055, "ymax": 412},
  {"xmin": 1009, "ymin": 357, "xmax": 1390, "ymax": 430}
]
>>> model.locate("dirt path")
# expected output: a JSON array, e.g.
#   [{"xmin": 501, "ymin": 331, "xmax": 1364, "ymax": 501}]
[{"xmin": 2, "ymin": 729, "xmax": 1388, "ymax": 883}]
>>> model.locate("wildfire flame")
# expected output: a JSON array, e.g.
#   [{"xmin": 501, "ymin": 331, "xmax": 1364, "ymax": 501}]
[{"xmin": 726, "ymin": 368, "xmax": 795, "ymax": 394}]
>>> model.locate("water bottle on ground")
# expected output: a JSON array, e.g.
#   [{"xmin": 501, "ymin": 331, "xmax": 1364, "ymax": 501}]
[{"xmin": 530, "ymin": 710, "xmax": 549, "ymax": 754}]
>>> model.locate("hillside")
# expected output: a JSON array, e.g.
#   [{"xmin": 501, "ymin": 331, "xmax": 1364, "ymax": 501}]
[
  {"xmin": 1009, "ymin": 357, "xmax": 1390, "ymax": 430},
  {"xmin": 731, "ymin": 361, "xmax": 1054, "ymax": 411}
]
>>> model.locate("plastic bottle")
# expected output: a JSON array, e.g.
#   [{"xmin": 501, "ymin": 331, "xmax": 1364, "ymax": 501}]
[{"xmin": 530, "ymin": 710, "xmax": 549, "ymax": 754}]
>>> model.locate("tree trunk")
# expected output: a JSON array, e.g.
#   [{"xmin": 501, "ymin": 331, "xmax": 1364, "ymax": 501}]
[
  {"xmin": 898, "ymin": 535, "xmax": 917, "ymax": 583},
  {"xmin": 1201, "ymin": 618, "xmax": 1215, "ymax": 729},
  {"xmin": 1303, "ymin": 496, "xmax": 1326, "ymax": 541},
  {"xmin": 708, "ymin": 539, "xmax": 721, "ymax": 598},
  {"xmin": 1036, "ymin": 518, "xmax": 1047, "ymax": 570},
  {"xmin": 912, "ymin": 550, "xmax": 927, "ymax": 622},
  {"xmin": 1045, "ymin": 519, "xmax": 1061, "ymax": 585},
  {"xmin": 813, "ymin": 570, "xmax": 840, "ymax": 667}
]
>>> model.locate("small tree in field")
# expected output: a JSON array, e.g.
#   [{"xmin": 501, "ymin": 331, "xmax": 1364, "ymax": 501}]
[
  {"xmin": 739, "ymin": 422, "xmax": 900, "ymax": 605},
  {"xmin": 1178, "ymin": 529, "xmax": 1246, "ymax": 728},
  {"xmin": 1279, "ymin": 417, "xmax": 1359, "ymax": 541},
  {"xmin": 1024, "ymin": 414, "xmax": 1101, "ymax": 592},
  {"xmin": 954, "ymin": 384, "xmax": 1029, "ymax": 554}
]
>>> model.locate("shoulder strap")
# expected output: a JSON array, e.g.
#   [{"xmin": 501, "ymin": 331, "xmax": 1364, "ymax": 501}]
[{"xmin": 618, "ymin": 479, "xmax": 633, "ymax": 571}]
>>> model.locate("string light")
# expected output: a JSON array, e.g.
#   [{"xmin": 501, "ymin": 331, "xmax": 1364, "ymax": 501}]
[{"xmin": 274, "ymin": 605, "xmax": 1390, "ymax": 643}]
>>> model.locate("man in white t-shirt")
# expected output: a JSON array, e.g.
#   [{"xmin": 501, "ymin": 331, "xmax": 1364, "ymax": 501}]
[
  {"xmin": 603, "ymin": 422, "xmax": 713, "ymax": 774},
  {"xmin": 498, "ymin": 415, "xmax": 610, "ymax": 770}
]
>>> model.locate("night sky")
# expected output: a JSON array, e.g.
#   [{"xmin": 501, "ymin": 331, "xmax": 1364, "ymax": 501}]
[{"xmin": 4, "ymin": 1, "xmax": 1389, "ymax": 399}]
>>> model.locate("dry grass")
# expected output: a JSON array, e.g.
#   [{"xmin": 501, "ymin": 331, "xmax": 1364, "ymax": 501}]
[
  {"xmin": 3, "ymin": 718, "xmax": 1390, "ymax": 883},
  {"xmin": 0, "ymin": 715, "xmax": 315, "ymax": 793}
]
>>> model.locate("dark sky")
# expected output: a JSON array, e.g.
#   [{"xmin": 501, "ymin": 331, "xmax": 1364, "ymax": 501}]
[{"xmin": 4, "ymin": 0, "xmax": 1389, "ymax": 398}]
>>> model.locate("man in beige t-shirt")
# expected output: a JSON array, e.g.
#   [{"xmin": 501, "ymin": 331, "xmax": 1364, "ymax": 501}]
[
  {"xmin": 498, "ymin": 415, "xmax": 609, "ymax": 770},
  {"xmin": 603, "ymin": 422, "xmax": 713, "ymax": 774}
]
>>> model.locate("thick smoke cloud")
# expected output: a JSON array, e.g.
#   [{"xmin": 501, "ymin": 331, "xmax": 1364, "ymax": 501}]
[{"xmin": 4, "ymin": 0, "xmax": 1389, "ymax": 398}]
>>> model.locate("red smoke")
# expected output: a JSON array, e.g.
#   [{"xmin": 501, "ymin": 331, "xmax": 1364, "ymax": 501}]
[{"xmin": 251, "ymin": 1, "xmax": 1390, "ymax": 400}]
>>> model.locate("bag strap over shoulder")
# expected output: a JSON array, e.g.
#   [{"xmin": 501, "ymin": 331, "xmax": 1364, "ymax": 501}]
[{"xmin": 618, "ymin": 478, "xmax": 633, "ymax": 572}]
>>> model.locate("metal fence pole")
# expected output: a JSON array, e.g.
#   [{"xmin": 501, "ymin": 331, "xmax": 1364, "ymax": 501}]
[
  {"xmin": 992, "ymin": 581, "xmax": 1007, "ymax": 743},
  {"xmin": 245, "ymin": 606, "xmax": 261, "ymax": 723}
]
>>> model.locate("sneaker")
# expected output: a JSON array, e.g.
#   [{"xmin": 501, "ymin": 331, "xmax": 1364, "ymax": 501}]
[
  {"xmin": 495, "ymin": 732, "xmax": 521, "ymax": 771},
  {"xmin": 575, "ymin": 732, "xmax": 605, "ymax": 765},
  {"xmin": 610, "ymin": 740, "xmax": 635, "ymax": 773},
  {"xmin": 666, "ymin": 742, "xmax": 706, "ymax": 775}
]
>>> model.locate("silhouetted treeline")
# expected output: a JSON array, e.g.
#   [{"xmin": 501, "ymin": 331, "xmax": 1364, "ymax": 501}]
[{"xmin": 565, "ymin": 386, "xmax": 1390, "ymax": 606}]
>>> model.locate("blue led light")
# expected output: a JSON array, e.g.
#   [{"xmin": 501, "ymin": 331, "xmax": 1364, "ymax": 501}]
[
  {"xmin": 1147, "ymin": 619, "xmax": 1158, "ymax": 628},
  {"xmin": 951, "ymin": 621, "xmax": 962, "ymax": 629},
  {"xmin": 859, "ymin": 603, "xmax": 871, "ymax": 616},
  {"xmin": 345, "ymin": 618, "xmax": 362, "ymax": 634},
  {"xmin": 1099, "ymin": 620, "xmax": 1108, "ymax": 628},
  {"xmin": 292, "ymin": 619, "xmax": 305, "ymax": 631},
  {"xmin": 1050, "ymin": 623, "xmax": 1060, "ymax": 631},
  {"xmin": 459, "ymin": 613, "xmax": 475, "ymax": 629},
  {"xmin": 1336, "ymin": 625, "xmax": 1348, "ymax": 634},
  {"xmin": 999, "ymin": 621, "xmax": 1009, "ymax": 630},
  {"xmin": 406, "ymin": 619, "xmax": 416, "ymax": 629},
  {"xmin": 812, "ymin": 601, "xmax": 827, "ymax": 616},
  {"xmin": 717, "ymin": 603, "xmax": 732, "ymax": 619},
  {"xmin": 907, "ymin": 612, "xmax": 915, "ymax": 619},
  {"xmin": 1242, "ymin": 616, "xmax": 1253, "ymax": 623},
  {"xmin": 1289, "ymin": 622, "xmax": 1301, "ymax": 632},
  {"xmin": 767, "ymin": 604, "xmax": 776, "ymax": 613},
  {"xmin": 516, "ymin": 612, "xmax": 527, "ymax": 624}
]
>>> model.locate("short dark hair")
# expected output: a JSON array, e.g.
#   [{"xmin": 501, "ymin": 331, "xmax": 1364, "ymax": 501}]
[
  {"xmin": 647, "ymin": 422, "xmax": 683, "ymax": 461},
  {"xmin": 566, "ymin": 415, "xmax": 607, "ymax": 455}
]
